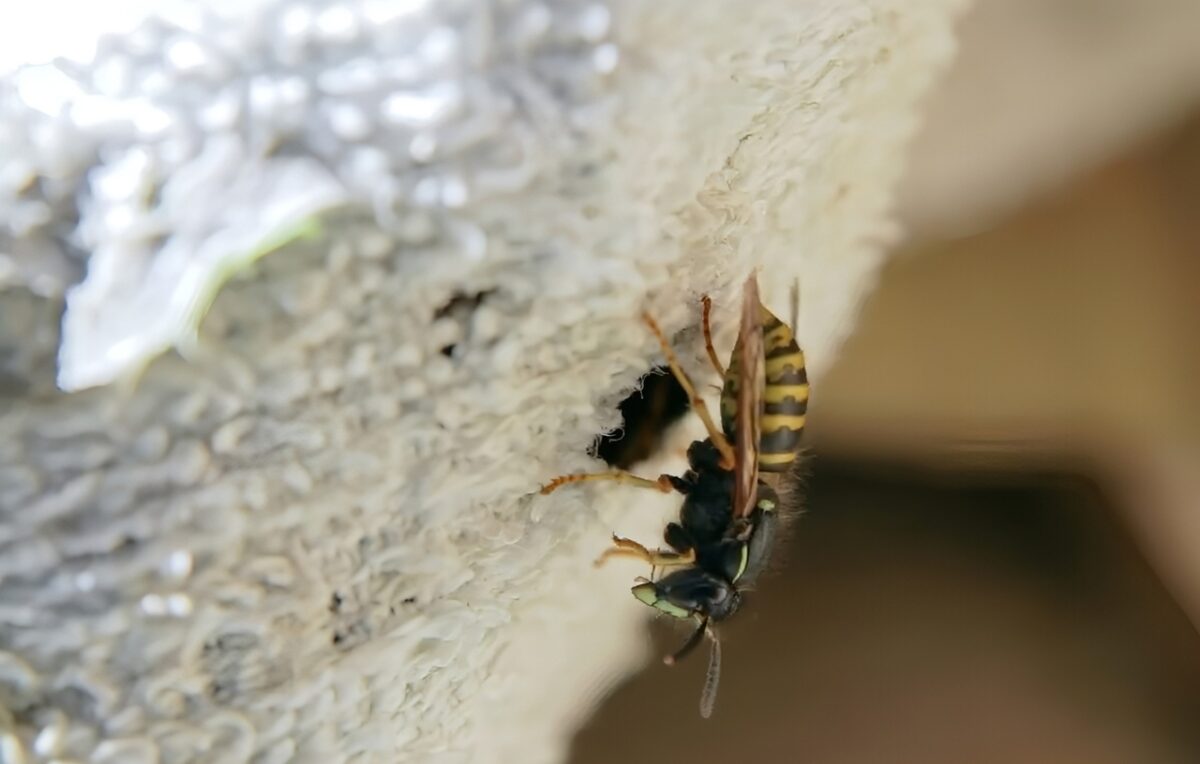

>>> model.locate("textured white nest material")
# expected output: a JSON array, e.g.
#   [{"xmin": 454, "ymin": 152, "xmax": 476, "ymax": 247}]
[{"xmin": 0, "ymin": 1, "xmax": 966, "ymax": 762}]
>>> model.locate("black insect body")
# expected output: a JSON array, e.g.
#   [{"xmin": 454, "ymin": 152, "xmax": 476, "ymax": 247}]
[
  {"xmin": 634, "ymin": 439, "xmax": 779, "ymax": 620},
  {"xmin": 541, "ymin": 275, "xmax": 808, "ymax": 717}
]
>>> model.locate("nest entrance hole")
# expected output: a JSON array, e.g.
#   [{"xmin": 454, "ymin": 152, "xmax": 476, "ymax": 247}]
[{"xmin": 592, "ymin": 366, "xmax": 689, "ymax": 469}]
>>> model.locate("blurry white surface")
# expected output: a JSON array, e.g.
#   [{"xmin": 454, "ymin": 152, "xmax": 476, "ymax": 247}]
[{"xmin": 0, "ymin": 1, "xmax": 154, "ymax": 73}]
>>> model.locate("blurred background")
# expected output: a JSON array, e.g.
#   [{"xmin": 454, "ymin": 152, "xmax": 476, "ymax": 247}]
[{"xmin": 573, "ymin": 1, "xmax": 1200, "ymax": 761}]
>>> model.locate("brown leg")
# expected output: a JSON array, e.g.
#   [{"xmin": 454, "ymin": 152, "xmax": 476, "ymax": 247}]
[
  {"xmin": 594, "ymin": 535, "xmax": 697, "ymax": 568},
  {"xmin": 540, "ymin": 471, "xmax": 674, "ymax": 496},
  {"xmin": 641, "ymin": 311, "xmax": 736, "ymax": 469},
  {"xmin": 701, "ymin": 295, "xmax": 726, "ymax": 378}
]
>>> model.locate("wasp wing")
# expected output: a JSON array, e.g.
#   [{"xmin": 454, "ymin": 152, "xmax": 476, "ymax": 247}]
[{"xmin": 733, "ymin": 275, "xmax": 764, "ymax": 520}]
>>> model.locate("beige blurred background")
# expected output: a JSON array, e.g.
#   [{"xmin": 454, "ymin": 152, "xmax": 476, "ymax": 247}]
[{"xmin": 573, "ymin": 1, "xmax": 1200, "ymax": 761}]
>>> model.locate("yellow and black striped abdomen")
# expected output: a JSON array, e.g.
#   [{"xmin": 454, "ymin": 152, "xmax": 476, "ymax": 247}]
[{"xmin": 720, "ymin": 303, "xmax": 809, "ymax": 473}]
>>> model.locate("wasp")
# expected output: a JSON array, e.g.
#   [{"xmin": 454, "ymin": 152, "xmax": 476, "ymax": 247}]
[{"xmin": 540, "ymin": 275, "xmax": 808, "ymax": 717}]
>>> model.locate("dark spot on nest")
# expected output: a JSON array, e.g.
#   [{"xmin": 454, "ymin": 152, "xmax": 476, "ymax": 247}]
[
  {"xmin": 433, "ymin": 289, "xmax": 494, "ymax": 320},
  {"xmin": 592, "ymin": 366, "xmax": 690, "ymax": 469}
]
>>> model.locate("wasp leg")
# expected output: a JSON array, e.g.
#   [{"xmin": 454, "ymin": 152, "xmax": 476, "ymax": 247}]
[
  {"xmin": 700, "ymin": 295, "xmax": 726, "ymax": 378},
  {"xmin": 540, "ymin": 471, "xmax": 675, "ymax": 496},
  {"xmin": 641, "ymin": 311, "xmax": 736, "ymax": 470},
  {"xmin": 594, "ymin": 535, "xmax": 697, "ymax": 568}
]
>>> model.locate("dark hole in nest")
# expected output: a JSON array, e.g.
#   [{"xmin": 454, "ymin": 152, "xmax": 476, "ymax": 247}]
[
  {"xmin": 592, "ymin": 366, "xmax": 690, "ymax": 470},
  {"xmin": 434, "ymin": 289, "xmax": 493, "ymax": 319},
  {"xmin": 434, "ymin": 289, "xmax": 496, "ymax": 359}
]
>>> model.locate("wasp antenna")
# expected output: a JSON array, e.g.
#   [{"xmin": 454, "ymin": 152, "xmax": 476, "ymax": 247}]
[
  {"xmin": 663, "ymin": 617, "xmax": 707, "ymax": 666},
  {"xmin": 699, "ymin": 625, "xmax": 722, "ymax": 719}
]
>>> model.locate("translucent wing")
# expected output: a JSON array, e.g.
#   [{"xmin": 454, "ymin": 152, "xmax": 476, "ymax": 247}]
[{"xmin": 733, "ymin": 275, "xmax": 764, "ymax": 520}]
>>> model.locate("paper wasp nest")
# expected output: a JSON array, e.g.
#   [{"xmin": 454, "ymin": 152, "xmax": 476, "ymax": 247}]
[{"xmin": 0, "ymin": 1, "xmax": 966, "ymax": 761}]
